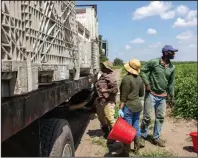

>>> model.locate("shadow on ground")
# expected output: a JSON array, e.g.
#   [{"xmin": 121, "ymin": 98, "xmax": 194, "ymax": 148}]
[
  {"xmin": 183, "ymin": 146, "xmax": 195, "ymax": 153},
  {"xmin": 87, "ymin": 129, "xmax": 104, "ymax": 137}
]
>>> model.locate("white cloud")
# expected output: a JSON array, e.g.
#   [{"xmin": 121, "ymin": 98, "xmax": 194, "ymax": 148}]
[
  {"xmin": 173, "ymin": 10, "xmax": 197, "ymax": 27},
  {"xmin": 149, "ymin": 42, "xmax": 162, "ymax": 48},
  {"xmin": 160, "ymin": 10, "xmax": 175, "ymax": 19},
  {"xmin": 132, "ymin": 1, "xmax": 173, "ymax": 20},
  {"xmin": 130, "ymin": 38, "xmax": 145, "ymax": 44},
  {"xmin": 176, "ymin": 31, "xmax": 193, "ymax": 40},
  {"xmin": 188, "ymin": 44, "xmax": 197, "ymax": 48},
  {"xmin": 132, "ymin": 2, "xmax": 197, "ymax": 28},
  {"xmin": 125, "ymin": 45, "xmax": 131, "ymax": 50},
  {"xmin": 147, "ymin": 28, "xmax": 157, "ymax": 35},
  {"xmin": 176, "ymin": 5, "xmax": 190, "ymax": 16}
]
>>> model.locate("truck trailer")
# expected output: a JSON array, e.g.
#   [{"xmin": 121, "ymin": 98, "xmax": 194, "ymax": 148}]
[{"xmin": 1, "ymin": 1, "xmax": 100, "ymax": 156}]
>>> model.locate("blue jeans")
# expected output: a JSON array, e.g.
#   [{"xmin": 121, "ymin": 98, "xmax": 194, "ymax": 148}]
[
  {"xmin": 123, "ymin": 105, "xmax": 141, "ymax": 137},
  {"xmin": 141, "ymin": 92, "xmax": 166, "ymax": 140}
]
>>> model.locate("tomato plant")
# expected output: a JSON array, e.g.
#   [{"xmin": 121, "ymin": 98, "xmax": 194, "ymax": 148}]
[{"xmin": 173, "ymin": 63, "xmax": 197, "ymax": 120}]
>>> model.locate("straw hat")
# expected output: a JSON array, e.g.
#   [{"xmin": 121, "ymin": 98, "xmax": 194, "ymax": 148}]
[
  {"xmin": 124, "ymin": 59, "xmax": 141, "ymax": 75},
  {"xmin": 100, "ymin": 61, "xmax": 113, "ymax": 72}
]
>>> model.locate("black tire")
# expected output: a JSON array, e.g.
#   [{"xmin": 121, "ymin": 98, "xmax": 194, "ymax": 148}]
[{"xmin": 40, "ymin": 118, "xmax": 75, "ymax": 157}]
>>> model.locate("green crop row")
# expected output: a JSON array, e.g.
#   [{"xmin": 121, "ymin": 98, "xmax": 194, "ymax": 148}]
[{"xmin": 173, "ymin": 63, "xmax": 197, "ymax": 120}]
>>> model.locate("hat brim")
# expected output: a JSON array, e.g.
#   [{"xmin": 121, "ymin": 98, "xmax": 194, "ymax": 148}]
[
  {"xmin": 100, "ymin": 63, "xmax": 113, "ymax": 72},
  {"xmin": 171, "ymin": 48, "xmax": 178, "ymax": 52},
  {"xmin": 124, "ymin": 63, "xmax": 140, "ymax": 75}
]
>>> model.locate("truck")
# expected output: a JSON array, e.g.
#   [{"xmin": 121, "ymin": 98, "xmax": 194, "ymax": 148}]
[{"xmin": 1, "ymin": 1, "xmax": 100, "ymax": 156}]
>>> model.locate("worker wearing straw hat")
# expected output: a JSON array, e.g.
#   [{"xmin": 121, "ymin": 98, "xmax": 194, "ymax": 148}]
[
  {"xmin": 95, "ymin": 62, "xmax": 123, "ymax": 155},
  {"xmin": 119, "ymin": 58, "xmax": 145, "ymax": 156}
]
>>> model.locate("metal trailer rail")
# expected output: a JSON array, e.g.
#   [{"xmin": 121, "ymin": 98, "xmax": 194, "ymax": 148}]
[{"xmin": 1, "ymin": 75, "xmax": 96, "ymax": 142}]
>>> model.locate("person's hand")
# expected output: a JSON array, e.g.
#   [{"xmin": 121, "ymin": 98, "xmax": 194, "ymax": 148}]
[
  {"xmin": 118, "ymin": 109, "xmax": 124, "ymax": 118},
  {"xmin": 169, "ymin": 96, "xmax": 174, "ymax": 107},
  {"xmin": 146, "ymin": 84, "xmax": 151, "ymax": 92}
]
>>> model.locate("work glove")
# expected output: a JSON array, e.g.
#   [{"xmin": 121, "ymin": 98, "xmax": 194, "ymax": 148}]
[{"xmin": 118, "ymin": 109, "xmax": 124, "ymax": 118}]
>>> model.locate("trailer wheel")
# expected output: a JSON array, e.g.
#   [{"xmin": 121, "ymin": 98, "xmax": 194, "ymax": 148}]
[{"xmin": 40, "ymin": 119, "xmax": 74, "ymax": 157}]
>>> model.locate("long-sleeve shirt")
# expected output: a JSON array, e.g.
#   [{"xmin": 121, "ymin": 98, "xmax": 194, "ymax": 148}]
[
  {"xmin": 140, "ymin": 57, "xmax": 175, "ymax": 97},
  {"xmin": 120, "ymin": 74, "xmax": 144, "ymax": 112},
  {"xmin": 95, "ymin": 71, "xmax": 118, "ymax": 103}
]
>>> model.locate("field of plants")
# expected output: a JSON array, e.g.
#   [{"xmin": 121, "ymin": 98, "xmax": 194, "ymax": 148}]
[
  {"xmin": 173, "ymin": 62, "xmax": 197, "ymax": 120},
  {"xmin": 118, "ymin": 62, "xmax": 197, "ymax": 120}
]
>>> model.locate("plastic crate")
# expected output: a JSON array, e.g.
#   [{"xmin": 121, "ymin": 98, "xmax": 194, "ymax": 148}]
[{"xmin": 1, "ymin": 1, "xmax": 80, "ymax": 97}]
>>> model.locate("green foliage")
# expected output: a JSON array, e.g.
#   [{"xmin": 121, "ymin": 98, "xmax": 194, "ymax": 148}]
[
  {"xmin": 120, "ymin": 66, "xmax": 127, "ymax": 79},
  {"xmin": 173, "ymin": 63, "xmax": 197, "ymax": 120},
  {"xmin": 114, "ymin": 105, "xmax": 119, "ymax": 119},
  {"xmin": 113, "ymin": 58, "xmax": 124, "ymax": 66}
]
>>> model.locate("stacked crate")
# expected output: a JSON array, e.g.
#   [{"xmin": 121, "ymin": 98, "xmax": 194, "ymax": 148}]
[
  {"xmin": 92, "ymin": 40, "xmax": 100, "ymax": 72},
  {"xmin": 1, "ymin": 1, "xmax": 78, "ymax": 97},
  {"xmin": 76, "ymin": 6, "xmax": 99, "ymax": 74},
  {"xmin": 76, "ymin": 21, "xmax": 92, "ymax": 75}
]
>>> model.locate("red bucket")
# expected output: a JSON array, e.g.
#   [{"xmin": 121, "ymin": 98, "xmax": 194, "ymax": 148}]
[
  {"xmin": 108, "ymin": 117, "xmax": 137, "ymax": 144},
  {"xmin": 190, "ymin": 132, "xmax": 198, "ymax": 153}
]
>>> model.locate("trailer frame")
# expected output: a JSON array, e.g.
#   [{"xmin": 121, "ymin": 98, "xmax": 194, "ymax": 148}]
[{"xmin": 1, "ymin": 75, "xmax": 97, "ymax": 142}]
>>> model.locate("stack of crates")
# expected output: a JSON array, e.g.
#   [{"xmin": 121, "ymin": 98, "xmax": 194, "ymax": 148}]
[
  {"xmin": 77, "ymin": 21, "xmax": 92, "ymax": 75},
  {"xmin": 1, "ymin": 1, "xmax": 78, "ymax": 97},
  {"xmin": 92, "ymin": 40, "xmax": 100, "ymax": 72}
]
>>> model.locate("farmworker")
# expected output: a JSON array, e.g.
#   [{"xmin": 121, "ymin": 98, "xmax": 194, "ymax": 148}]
[
  {"xmin": 119, "ymin": 58, "xmax": 145, "ymax": 156},
  {"xmin": 95, "ymin": 62, "xmax": 122, "ymax": 154},
  {"xmin": 140, "ymin": 45, "xmax": 178, "ymax": 147}
]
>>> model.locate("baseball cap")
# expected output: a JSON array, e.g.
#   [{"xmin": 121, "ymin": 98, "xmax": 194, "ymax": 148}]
[{"xmin": 162, "ymin": 45, "xmax": 178, "ymax": 53}]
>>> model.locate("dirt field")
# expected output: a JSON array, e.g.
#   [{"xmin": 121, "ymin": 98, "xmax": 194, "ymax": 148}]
[
  {"xmin": 75, "ymin": 112, "xmax": 197, "ymax": 157},
  {"xmin": 75, "ymin": 69, "xmax": 198, "ymax": 157}
]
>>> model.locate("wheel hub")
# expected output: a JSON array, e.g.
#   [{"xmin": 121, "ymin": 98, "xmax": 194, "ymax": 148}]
[{"xmin": 62, "ymin": 144, "xmax": 72, "ymax": 157}]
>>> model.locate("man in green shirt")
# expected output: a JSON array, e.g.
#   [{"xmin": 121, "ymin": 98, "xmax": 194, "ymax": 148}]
[{"xmin": 140, "ymin": 45, "xmax": 178, "ymax": 147}]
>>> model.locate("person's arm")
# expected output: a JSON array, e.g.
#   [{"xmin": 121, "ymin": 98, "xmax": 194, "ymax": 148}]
[
  {"xmin": 120, "ymin": 77, "xmax": 130, "ymax": 109},
  {"xmin": 140, "ymin": 60, "xmax": 153, "ymax": 90},
  {"xmin": 168, "ymin": 68, "xmax": 175, "ymax": 98},
  {"xmin": 139, "ymin": 82, "xmax": 145, "ymax": 97},
  {"xmin": 167, "ymin": 68, "xmax": 175, "ymax": 107},
  {"xmin": 101, "ymin": 73, "xmax": 118, "ymax": 94}
]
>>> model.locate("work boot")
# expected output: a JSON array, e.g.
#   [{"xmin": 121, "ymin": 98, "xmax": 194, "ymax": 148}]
[
  {"xmin": 101, "ymin": 126, "xmax": 110, "ymax": 139},
  {"xmin": 117, "ymin": 144, "xmax": 130, "ymax": 157},
  {"xmin": 117, "ymin": 151, "xmax": 129, "ymax": 157},
  {"xmin": 139, "ymin": 137, "xmax": 145, "ymax": 148},
  {"xmin": 107, "ymin": 140, "xmax": 123, "ymax": 155},
  {"xmin": 134, "ymin": 137, "xmax": 141, "ymax": 154},
  {"xmin": 153, "ymin": 138, "xmax": 166, "ymax": 147}
]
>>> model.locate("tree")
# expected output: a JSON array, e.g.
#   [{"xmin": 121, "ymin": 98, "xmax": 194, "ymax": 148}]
[{"xmin": 113, "ymin": 58, "xmax": 123, "ymax": 66}]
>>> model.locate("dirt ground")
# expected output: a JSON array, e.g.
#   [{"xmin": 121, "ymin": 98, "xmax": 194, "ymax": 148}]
[
  {"xmin": 75, "ymin": 112, "xmax": 197, "ymax": 157},
  {"xmin": 75, "ymin": 69, "xmax": 198, "ymax": 157}
]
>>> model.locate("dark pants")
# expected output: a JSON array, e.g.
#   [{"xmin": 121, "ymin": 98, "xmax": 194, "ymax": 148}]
[{"xmin": 123, "ymin": 105, "xmax": 141, "ymax": 137}]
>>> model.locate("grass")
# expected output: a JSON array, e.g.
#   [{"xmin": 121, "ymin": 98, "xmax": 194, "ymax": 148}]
[
  {"xmin": 110, "ymin": 65, "xmax": 123, "ymax": 70},
  {"xmin": 91, "ymin": 136, "xmax": 107, "ymax": 148},
  {"xmin": 138, "ymin": 149, "xmax": 175, "ymax": 157}
]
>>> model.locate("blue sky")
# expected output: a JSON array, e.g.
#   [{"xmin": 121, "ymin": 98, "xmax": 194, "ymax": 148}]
[{"xmin": 77, "ymin": 1, "xmax": 197, "ymax": 62}]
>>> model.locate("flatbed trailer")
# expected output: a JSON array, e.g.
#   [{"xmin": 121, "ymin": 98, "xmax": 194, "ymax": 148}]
[{"xmin": 1, "ymin": 74, "xmax": 97, "ymax": 157}]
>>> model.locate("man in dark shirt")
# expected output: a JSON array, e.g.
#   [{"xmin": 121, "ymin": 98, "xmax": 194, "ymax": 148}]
[
  {"xmin": 95, "ymin": 62, "xmax": 122, "ymax": 154},
  {"xmin": 119, "ymin": 58, "xmax": 145, "ymax": 155},
  {"xmin": 140, "ymin": 45, "xmax": 178, "ymax": 147}
]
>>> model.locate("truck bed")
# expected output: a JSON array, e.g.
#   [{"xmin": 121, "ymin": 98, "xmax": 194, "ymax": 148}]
[{"xmin": 1, "ymin": 75, "xmax": 96, "ymax": 142}]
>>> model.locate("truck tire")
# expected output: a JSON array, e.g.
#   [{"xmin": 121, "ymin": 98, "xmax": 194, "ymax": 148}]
[{"xmin": 40, "ymin": 118, "xmax": 75, "ymax": 157}]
